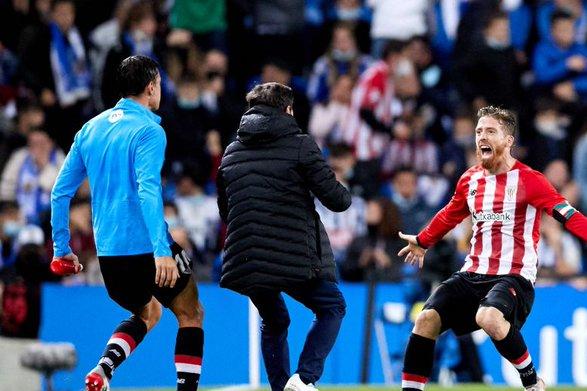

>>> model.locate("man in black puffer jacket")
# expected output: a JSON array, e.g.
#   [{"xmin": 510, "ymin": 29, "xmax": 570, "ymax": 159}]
[{"xmin": 217, "ymin": 82, "xmax": 351, "ymax": 391}]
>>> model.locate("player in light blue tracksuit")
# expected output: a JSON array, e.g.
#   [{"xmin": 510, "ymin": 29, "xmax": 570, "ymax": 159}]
[{"xmin": 51, "ymin": 56, "xmax": 204, "ymax": 391}]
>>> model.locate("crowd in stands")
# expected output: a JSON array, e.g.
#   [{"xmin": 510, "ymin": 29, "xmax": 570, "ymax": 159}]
[{"xmin": 1, "ymin": 0, "xmax": 587, "ymax": 338}]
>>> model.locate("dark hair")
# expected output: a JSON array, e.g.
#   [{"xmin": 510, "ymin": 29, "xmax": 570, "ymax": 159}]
[
  {"xmin": 124, "ymin": 0, "xmax": 155, "ymax": 31},
  {"xmin": 51, "ymin": 0, "xmax": 74, "ymax": 11},
  {"xmin": 484, "ymin": 11, "xmax": 508, "ymax": 29},
  {"xmin": 116, "ymin": 55, "xmax": 159, "ymax": 97},
  {"xmin": 382, "ymin": 40, "xmax": 406, "ymax": 60},
  {"xmin": 328, "ymin": 143, "xmax": 354, "ymax": 158},
  {"xmin": 477, "ymin": 106, "xmax": 517, "ymax": 136},
  {"xmin": 551, "ymin": 9, "xmax": 574, "ymax": 26},
  {"xmin": 246, "ymin": 82, "xmax": 294, "ymax": 111},
  {"xmin": 393, "ymin": 165, "xmax": 416, "ymax": 178},
  {"xmin": 375, "ymin": 198, "xmax": 402, "ymax": 239}
]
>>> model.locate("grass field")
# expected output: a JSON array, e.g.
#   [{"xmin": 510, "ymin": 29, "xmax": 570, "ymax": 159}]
[{"xmin": 113, "ymin": 386, "xmax": 583, "ymax": 391}]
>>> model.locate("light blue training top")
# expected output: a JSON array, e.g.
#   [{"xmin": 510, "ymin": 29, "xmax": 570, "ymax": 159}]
[{"xmin": 51, "ymin": 98, "xmax": 172, "ymax": 258}]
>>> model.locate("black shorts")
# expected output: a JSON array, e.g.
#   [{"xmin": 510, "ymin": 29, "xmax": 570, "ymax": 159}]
[
  {"xmin": 424, "ymin": 271, "xmax": 535, "ymax": 336},
  {"xmin": 98, "ymin": 242, "xmax": 193, "ymax": 313}
]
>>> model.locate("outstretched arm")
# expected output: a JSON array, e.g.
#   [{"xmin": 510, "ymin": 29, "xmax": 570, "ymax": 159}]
[{"xmin": 399, "ymin": 173, "xmax": 472, "ymax": 267}]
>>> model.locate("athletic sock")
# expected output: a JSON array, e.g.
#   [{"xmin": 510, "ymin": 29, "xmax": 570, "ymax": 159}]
[
  {"xmin": 98, "ymin": 315, "xmax": 147, "ymax": 379},
  {"xmin": 492, "ymin": 325, "xmax": 537, "ymax": 387},
  {"xmin": 175, "ymin": 327, "xmax": 204, "ymax": 391},
  {"xmin": 402, "ymin": 333, "xmax": 435, "ymax": 390}
]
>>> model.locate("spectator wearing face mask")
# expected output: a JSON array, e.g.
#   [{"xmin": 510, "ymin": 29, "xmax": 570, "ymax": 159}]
[
  {"xmin": 453, "ymin": 11, "xmax": 522, "ymax": 110},
  {"xmin": 340, "ymin": 40, "xmax": 411, "ymax": 161},
  {"xmin": 326, "ymin": 0, "xmax": 372, "ymax": 53},
  {"xmin": 18, "ymin": 0, "xmax": 91, "ymax": 151},
  {"xmin": 440, "ymin": 108, "xmax": 477, "ymax": 187},
  {"xmin": 530, "ymin": 99, "xmax": 571, "ymax": 171},
  {"xmin": 534, "ymin": 10, "xmax": 587, "ymax": 103},
  {"xmin": 340, "ymin": 198, "xmax": 404, "ymax": 281},
  {"xmin": 307, "ymin": 23, "xmax": 372, "ymax": 104},
  {"xmin": 174, "ymin": 168, "xmax": 220, "ymax": 265},
  {"xmin": 160, "ymin": 74, "xmax": 216, "ymax": 176},
  {"xmin": 387, "ymin": 167, "xmax": 434, "ymax": 235},
  {"xmin": 101, "ymin": 0, "xmax": 167, "ymax": 108},
  {"xmin": 308, "ymin": 75, "xmax": 354, "ymax": 148},
  {"xmin": 0, "ymin": 130, "xmax": 64, "ymax": 224}
]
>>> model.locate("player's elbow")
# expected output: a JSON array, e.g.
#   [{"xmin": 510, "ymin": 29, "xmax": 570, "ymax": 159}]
[{"xmin": 324, "ymin": 189, "xmax": 352, "ymax": 212}]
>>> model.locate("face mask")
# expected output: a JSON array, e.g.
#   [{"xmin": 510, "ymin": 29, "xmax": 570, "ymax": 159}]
[
  {"xmin": 177, "ymin": 97, "xmax": 200, "ymax": 110},
  {"xmin": 421, "ymin": 66, "xmax": 441, "ymax": 88},
  {"xmin": 485, "ymin": 36, "xmax": 511, "ymax": 50},
  {"xmin": 3, "ymin": 221, "xmax": 23, "ymax": 238},
  {"xmin": 535, "ymin": 119, "xmax": 567, "ymax": 140},
  {"xmin": 166, "ymin": 217, "xmax": 180, "ymax": 229},
  {"xmin": 331, "ymin": 48, "xmax": 356, "ymax": 62},
  {"xmin": 337, "ymin": 8, "xmax": 361, "ymax": 21}
]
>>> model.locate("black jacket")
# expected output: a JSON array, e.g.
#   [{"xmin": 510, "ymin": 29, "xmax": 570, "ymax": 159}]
[{"xmin": 217, "ymin": 105, "xmax": 351, "ymax": 295}]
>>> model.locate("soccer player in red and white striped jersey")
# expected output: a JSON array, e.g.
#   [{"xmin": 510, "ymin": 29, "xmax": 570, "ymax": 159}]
[{"xmin": 397, "ymin": 106, "xmax": 587, "ymax": 391}]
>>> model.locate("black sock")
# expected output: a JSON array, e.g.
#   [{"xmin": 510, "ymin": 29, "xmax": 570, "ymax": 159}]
[
  {"xmin": 98, "ymin": 315, "xmax": 147, "ymax": 379},
  {"xmin": 175, "ymin": 327, "xmax": 204, "ymax": 391},
  {"xmin": 492, "ymin": 326, "xmax": 537, "ymax": 387},
  {"xmin": 402, "ymin": 333, "xmax": 435, "ymax": 390}
]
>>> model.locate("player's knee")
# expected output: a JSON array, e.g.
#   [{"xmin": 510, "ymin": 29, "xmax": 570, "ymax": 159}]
[
  {"xmin": 194, "ymin": 302, "xmax": 204, "ymax": 325},
  {"xmin": 413, "ymin": 309, "xmax": 441, "ymax": 338},
  {"xmin": 140, "ymin": 301, "xmax": 162, "ymax": 331},
  {"xmin": 175, "ymin": 304, "xmax": 202, "ymax": 327},
  {"xmin": 476, "ymin": 306, "xmax": 507, "ymax": 339},
  {"xmin": 261, "ymin": 314, "xmax": 290, "ymax": 335},
  {"xmin": 316, "ymin": 298, "xmax": 346, "ymax": 320}
]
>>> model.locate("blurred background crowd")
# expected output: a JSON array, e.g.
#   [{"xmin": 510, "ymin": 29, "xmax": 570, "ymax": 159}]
[{"xmin": 0, "ymin": 0, "xmax": 587, "ymax": 340}]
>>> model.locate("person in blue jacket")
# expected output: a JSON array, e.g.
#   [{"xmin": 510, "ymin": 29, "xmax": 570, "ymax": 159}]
[
  {"xmin": 51, "ymin": 55, "xmax": 204, "ymax": 391},
  {"xmin": 534, "ymin": 10, "xmax": 587, "ymax": 102}
]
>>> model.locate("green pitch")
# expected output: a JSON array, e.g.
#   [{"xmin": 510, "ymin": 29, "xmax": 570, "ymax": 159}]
[{"xmin": 113, "ymin": 386, "xmax": 582, "ymax": 391}]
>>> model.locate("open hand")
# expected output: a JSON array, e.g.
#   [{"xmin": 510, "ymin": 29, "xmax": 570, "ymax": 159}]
[{"xmin": 397, "ymin": 231, "xmax": 427, "ymax": 269}]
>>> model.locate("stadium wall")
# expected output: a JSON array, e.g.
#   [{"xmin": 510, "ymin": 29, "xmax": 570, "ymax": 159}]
[{"xmin": 39, "ymin": 283, "xmax": 587, "ymax": 389}]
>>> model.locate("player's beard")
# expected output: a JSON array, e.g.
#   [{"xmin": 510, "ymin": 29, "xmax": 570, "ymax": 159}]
[{"xmin": 477, "ymin": 142, "xmax": 507, "ymax": 172}]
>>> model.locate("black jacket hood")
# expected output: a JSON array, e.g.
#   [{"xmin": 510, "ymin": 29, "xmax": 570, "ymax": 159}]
[{"xmin": 237, "ymin": 104, "xmax": 301, "ymax": 144}]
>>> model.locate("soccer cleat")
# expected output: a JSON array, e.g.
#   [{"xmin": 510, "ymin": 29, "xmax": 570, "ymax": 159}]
[
  {"xmin": 524, "ymin": 377, "xmax": 546, "ymax": 391},
  {"xmin": 85, "ymin": 372, "xmax": 109, "ymax": 391},
  {"xmin": 284, "ymin": 374, "xmax": 318, "ymax": 391}
]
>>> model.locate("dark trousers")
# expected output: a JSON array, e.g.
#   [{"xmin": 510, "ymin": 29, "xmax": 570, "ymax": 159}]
[{"xmin": 249, "ymin": 279, "xmax": 346, "ymax": 391}]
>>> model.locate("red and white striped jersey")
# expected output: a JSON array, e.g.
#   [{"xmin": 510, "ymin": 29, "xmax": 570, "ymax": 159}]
[
  {"xmin": 341, "ymin": 61, "xmax": 395, "ymax": 161},
  {"xmin": 417, "ymin": 161, "xmax": 587, "ymax": 283}
]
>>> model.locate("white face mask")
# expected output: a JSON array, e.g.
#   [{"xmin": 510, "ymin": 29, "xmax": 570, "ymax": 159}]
[
  {"xmin": 501, "ymin": 0, "xmax": 522, "ymax": 12},
  {"xmin": 337, "ymin": 7, "xmax": 361, "ymax": 21},
  {"xmin": 485, "ymin": 36, "xmax": 511, "ymax": 50},
  {"xmin": 535, "ymin": 118, "xmax": 567, "ymax": 140},
  {"xmin": 3, "ymin": 220, "xmax": 23, "ymax": 238},
  {"xmin": 331, "ymin": 48, "xmax": 357, "ymax": 62}
]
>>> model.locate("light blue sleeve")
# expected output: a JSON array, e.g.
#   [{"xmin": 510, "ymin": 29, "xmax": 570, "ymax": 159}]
[
  {"xmin": 51, "ymin": 132, "xmax": 87, "ymax": 257},
  {"xmin": 134, "ymin": 125, "xmax": 172, "ymax": 258}
]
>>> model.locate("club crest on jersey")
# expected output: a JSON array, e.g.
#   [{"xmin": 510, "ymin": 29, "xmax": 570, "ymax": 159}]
[
  {"xmin": 472, "ymin": 211, "xmax": 512, "ymax": 222},
  {"xmin": 469, "ymin": 189, "xmax": 477, "ymax": 197},
  {"xmin": 108, "ymin": 109, "xmax": 124, "ymax": 123},
  {"xmin": 506, "ymin": 186, "xmax": 517, "ymax": 201}
]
